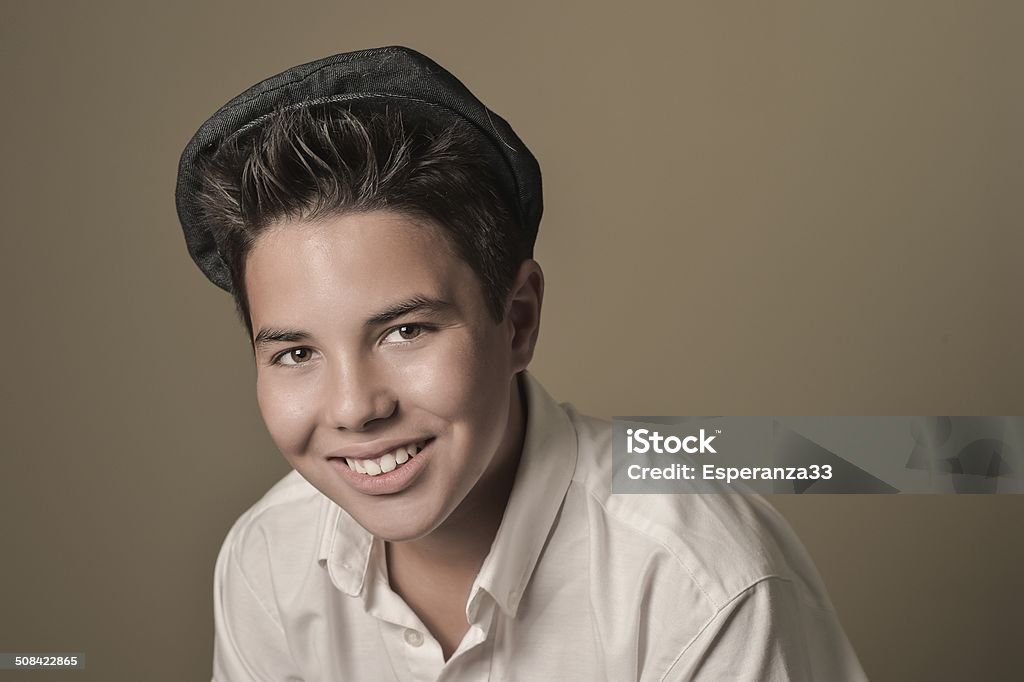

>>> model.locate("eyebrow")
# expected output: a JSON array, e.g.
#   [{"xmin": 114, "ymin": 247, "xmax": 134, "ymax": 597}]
[{"xmin": 252, "ymin": 296, "xmax": 453, "ymax": 349}]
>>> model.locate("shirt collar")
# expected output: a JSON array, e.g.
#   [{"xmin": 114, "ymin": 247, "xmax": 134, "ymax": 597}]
[
  {"xmin": 317, "ymin": 370, "xmax": 579, "ymax": 617},
  {"xmin": 472, "ymin": 370, "xmax": 579, "ymax": 617},
  {"xmin": 317, "ymin": 483, "xmax": 374, "ymax": 598}
]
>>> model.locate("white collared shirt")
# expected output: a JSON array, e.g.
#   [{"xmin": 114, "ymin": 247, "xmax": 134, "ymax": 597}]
[{"xmin": 213, "ymin": 372, "xmax": 867, "ymax": 681}]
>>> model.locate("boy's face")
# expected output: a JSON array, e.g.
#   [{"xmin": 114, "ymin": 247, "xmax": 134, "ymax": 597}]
[{"xmin": 244, "ymin": 210, "xmax": 538, "ymax": 541}]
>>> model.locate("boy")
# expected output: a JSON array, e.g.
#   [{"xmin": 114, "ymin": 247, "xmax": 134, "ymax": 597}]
[{"xmin": 175, "ymin": 46, "xmax": 867, "ymax": 680}]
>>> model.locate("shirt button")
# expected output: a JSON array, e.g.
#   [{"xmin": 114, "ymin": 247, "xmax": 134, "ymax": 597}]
[{"xmin": 404, "ymin": 629, "xmax": 424, "ymax": 647}]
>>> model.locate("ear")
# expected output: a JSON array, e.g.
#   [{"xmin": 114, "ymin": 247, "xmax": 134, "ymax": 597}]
[{"xmin": 505, "ymin": 259, "xmax": 545, "ymax": 374}]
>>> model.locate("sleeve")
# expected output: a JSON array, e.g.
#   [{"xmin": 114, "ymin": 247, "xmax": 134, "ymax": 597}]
[
  {"xmin": 211, "ymin": 522, "xmax": 304, "ymax": 682},
  {"xmin": 659, "ymin": 577, "xmax": 868, "ymax": 682}
]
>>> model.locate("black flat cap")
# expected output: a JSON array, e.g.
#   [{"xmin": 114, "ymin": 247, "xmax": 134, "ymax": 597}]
[{"xmin": 175, "ymin": 45, "xmax": 543, "ymax": 293}]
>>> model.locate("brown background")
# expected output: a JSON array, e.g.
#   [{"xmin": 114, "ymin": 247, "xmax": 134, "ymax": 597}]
[{"xmin": 2, "ymin": 1, "xmax": 1021, "ymax": 680}]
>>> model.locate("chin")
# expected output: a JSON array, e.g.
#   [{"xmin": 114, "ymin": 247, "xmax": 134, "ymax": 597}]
[
  {"xmin": 333, "ymin": 491, "xmax": 448, "ymax": 541},
  {"xmin": 356, "ymin": 513, "xmax": 441, "ymax": 543}
]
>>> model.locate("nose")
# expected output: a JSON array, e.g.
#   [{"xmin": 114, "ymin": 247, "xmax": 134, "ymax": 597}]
[{"xmin": 322, "ymin": 358, "xmax": 397, "ymax": 431}]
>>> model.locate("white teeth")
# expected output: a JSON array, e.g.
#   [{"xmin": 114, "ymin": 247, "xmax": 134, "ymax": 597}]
[{"xmin": 344, "ymin": 440, "xmax": 429, "ymax": 476}]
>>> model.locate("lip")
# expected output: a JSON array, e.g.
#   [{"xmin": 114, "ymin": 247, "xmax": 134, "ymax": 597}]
[
  {"xmin": 328, "ymin": 437, "xmax": 435, "ymax": 495},
  {"xmin": 326, "ymin": 436, "xmax": 434, "ymax": 461}
]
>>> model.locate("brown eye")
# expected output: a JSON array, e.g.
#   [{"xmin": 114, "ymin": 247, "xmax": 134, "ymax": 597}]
[
  {"xmin": 383, "ymin": 324, "xmax": 429, "ymax": 345},
  {"xmin": 398, "ymin": 325, "xmax": 421, "ymax": 340},
  {"xmin": 276, "ymin": 348, "xmax": 314, "ymax": 366}
]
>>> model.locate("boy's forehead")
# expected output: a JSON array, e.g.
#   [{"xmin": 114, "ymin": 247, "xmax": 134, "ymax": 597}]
[
  {"xmin": 258, "ymin": 211, "xmax": 446, "ymax": 253},
  {"xmin": 250, "ymin": 212, "xmax": 458, "ymax": 278},
  {"xmin": 245, "ymin": 212, "xmax": 473, "ymax": 320}
]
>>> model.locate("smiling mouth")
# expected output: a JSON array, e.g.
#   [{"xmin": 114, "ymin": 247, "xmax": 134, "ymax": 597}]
[{"xmin": 341, "ymin": 439, "xmax": 432, "ymax": 476}]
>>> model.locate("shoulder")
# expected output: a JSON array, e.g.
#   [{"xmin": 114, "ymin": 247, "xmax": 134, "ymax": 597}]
[
  {"xmin": 216, "ymin": 469, "xmax": 326, "ymax": 607},
  {"xmin": 562, "ymin": 404, "xmax": 838, "ymax": 613}
]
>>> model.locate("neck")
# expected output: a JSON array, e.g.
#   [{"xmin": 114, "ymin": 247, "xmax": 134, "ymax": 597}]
[{"xmin": 388, "ymin": 373, "xmax": 527, "ymax": 575}]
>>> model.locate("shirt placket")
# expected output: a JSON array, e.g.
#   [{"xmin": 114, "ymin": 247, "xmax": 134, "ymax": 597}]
[
  {"xmin": 377, "ymin": 619, "xmax": 444, "ymax": 682},
  {"xmin": 434, "ymin": 588, "xmax": 497, "ymax": 682},
  {"xmin": 361, "ymin": 541, "xmax": 446, "ymax": 682},
  {"xmin": 372, "ymin": 574, "xmax": 498, "ymax": 681}
]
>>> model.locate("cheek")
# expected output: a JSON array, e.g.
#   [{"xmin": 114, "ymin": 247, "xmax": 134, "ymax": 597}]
[
  {"xmin": 256, "ymin": 376, "xmax": 318, "ymax": 455},
  {"xmin": 405, "ymin": 330, "xmax": 509, "ymax": 416},
  {"xmin": 411, "ymin": 332, "xmax": 512, "ymax": 455}
]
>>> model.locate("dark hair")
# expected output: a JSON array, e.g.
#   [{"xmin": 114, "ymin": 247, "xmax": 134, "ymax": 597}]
[{"xmin": 194, "ymin": 102, "xmax": 529, "ymax": 342}]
